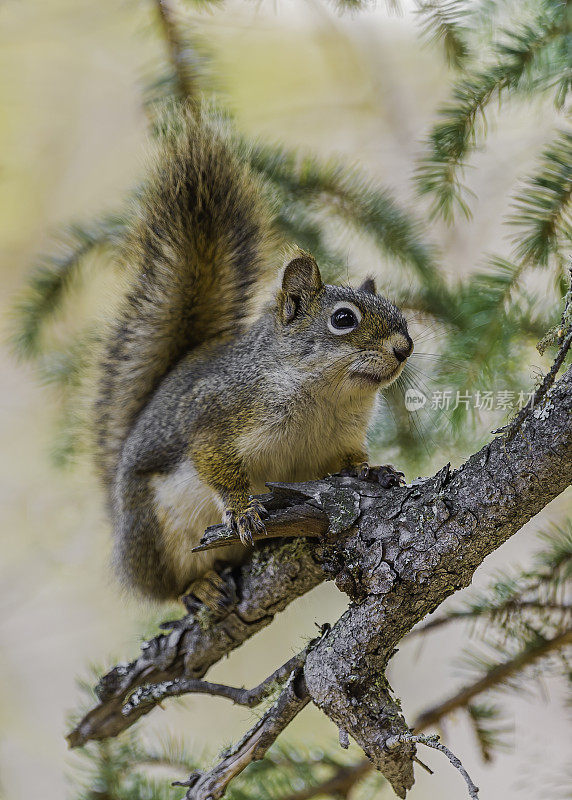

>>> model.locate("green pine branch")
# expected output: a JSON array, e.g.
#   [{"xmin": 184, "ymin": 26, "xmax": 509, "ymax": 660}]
[
  {"xmin": 416, "ymin": 0, "xmax": 470, "ymax": 69},
  {"xmin": 11, "ymin": 213, "xmax": 128, "ymax": 360},
  {"xmin": 449, "ymin": 256, "xmax": 527, "ymax": 381},
  {"xmin": 510, "ymin": 128, "xmax": 572, "ymax": 267},
  {"xmin": 244, "ymin": 140, "xmax": 454, "ymax": 321},
  {"xmin": 466, "ymin": 703, "xmax": 512, "ymax": 762},
  {"xmin": 434, "ymin": 246, "xmax": 568, "ymax": 430},
  {"xmin": 37, "ymin": 331, "xmax": 99, "ymax": 466},
  {"xmin": 416, "ymin": 3, "xmax": 570, "ymax": 221},
  {"xmin": 414, "ymin": 627, "xmax": 572, "ymax": 738}
]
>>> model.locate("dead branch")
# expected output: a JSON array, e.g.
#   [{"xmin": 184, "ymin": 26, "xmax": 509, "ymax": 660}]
[
  {"xmin": 386, "ymin": 734, "xmax": 479, "ymax": 800},
  {"xmin": 193, "ymin": 501, "xmax": 327, "ymax": 552},
  {"xmin": 121, "ymin": 644, "xmax": 312, "ymax": 716},
  {"xmin": 177, "ymin": 670, "xmax": 310, "ymax": 800},
  {"xmin": 68, "ymin": 365, "xmax": 572, "ymax": 798}
]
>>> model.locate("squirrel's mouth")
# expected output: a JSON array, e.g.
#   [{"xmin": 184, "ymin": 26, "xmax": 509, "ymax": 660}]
[
  {"xmin": 350, "ymin": 362, "xmax": 404, "ymax": 388},
  {"xmin": 351, "ymin": 371, "xmax": 385, "ymax": 386}
]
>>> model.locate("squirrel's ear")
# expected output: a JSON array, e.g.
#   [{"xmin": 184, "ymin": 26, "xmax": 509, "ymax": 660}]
[
  {"xmin": 359, "ymin": 277, "xmax": 376, "ymax": 295},
  {"xmin": 279, "ymin": 254, "xmax": 323, "ymax": 324},
  {"xmin": 282, "ymin": 254, "xmax": 323, "ymax": 297}
]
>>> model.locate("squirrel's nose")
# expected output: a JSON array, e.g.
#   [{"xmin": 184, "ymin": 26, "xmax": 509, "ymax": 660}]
[{"xmin": 393, "ymin": 335, "xmax": 413, "ymax": 363}]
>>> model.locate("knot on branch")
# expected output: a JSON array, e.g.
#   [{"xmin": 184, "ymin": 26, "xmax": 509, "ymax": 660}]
[{"xmin": 304, "ymin": 637, "xmax": 415, "ymax": 798}]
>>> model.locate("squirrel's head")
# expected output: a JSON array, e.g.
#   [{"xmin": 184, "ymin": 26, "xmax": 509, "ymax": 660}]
[{"xmin": 276, "ymin": 253, "xmax": 412, "ymax": 392}]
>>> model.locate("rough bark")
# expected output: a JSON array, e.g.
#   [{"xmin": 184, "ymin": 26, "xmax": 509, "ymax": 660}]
[
  {"xmin": 302, "ymin": 366, "xmax": 572, "ymax": 795},
  {"xmin": 68, "ymin": 366, "xmax": 572, "ymax": 797},
  {"xmin": 68, "ymin": 532, "xmax": 326, "ymax": 746}
]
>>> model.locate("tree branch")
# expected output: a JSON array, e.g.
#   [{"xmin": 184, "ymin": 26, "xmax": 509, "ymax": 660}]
[
  {"xmin": 155, "ymin": 0, "xmax": 199, "ymax": 101},
  {"xmin": 275, "ymin": 624, "xmax": 572, "ymax": 800},
  {"xmin": 414, "ymin": 627, "xmax": 572, "ymax": 731},
  {"xmin": 176, "ymin": 671, "xmax": 310, "ymax": 800},
  {"xmin": 68, "ymin": 365, "xmax": 572, "ymax": 797}
]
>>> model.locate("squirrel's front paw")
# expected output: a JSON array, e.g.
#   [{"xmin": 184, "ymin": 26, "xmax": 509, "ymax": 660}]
[
  {"xmin": 224, "ymin": 499, "xmax": 267, "ymax": 546},
  {"xmin": 340, "ymin": 462, "xmax": 405, "ymax": 488}
]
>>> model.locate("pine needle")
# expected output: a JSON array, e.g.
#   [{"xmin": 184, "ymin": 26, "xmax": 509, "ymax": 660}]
[{"xmin": 510, "ymin": 128, "xmax": 572, "ymax": 267}]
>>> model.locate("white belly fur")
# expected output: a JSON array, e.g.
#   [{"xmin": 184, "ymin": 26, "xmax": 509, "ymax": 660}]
[{"xmin": 151, "ymin": 460, "xmax": 238, "ymax": 586}]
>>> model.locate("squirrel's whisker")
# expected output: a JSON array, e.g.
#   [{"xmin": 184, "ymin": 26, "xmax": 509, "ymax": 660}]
[{"xmin": 93, "ymin": 104, "xmax": 417, "ymax": 602}]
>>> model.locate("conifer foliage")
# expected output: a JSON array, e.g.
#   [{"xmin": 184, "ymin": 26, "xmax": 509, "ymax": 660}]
[{"xmin": 12, "ymin": 0, "xmax": 571, "ymax": 798}]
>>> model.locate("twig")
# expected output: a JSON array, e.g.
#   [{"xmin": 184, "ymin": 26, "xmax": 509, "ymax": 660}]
[
  {"xmin": 155, "ymin": 0, "xmax": 199, "ymax": 101},
  {"xmin": 122, "ymin": 647, "xmax": 310, "ymax": 716},
  {"xmin": 413, "ymin": 627, "xmax": 572, "ymax": 731},
  {"xmin": 275, "ymin": 626, "xmax": 572, "ymax": 800},
  {"xmin": 386, "ymin": 734, "xmax": 479, "ymax": 800},
  {"xmin": 193, "ymin": 503, "xmax": 327, "ymax": 552},
  {"xmin": 178, "ymin": 671, "xmax": 310, "ymax": 800},
  {"xmin": 495, "ymin": 267, "xmax": 572, "ymax": 440}
]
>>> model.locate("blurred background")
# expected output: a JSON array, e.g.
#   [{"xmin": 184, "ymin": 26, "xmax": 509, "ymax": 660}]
[{"xmin": 1, "ymin": 1, "xmax": 570, "ymax": 799}]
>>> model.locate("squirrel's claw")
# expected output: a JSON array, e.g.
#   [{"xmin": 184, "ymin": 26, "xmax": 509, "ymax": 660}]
[
  {"xmin": 181, "ymin": 567, "xmax": 238, "ymax": 614},
  {"xmin": 224, "ymin": 499, "xmax": 267, "ymax": 546},
  {"xmin": 370, "ymin": 464, "xmax": 405, "ymax": 488},
  {"xmin": 339, "ymin": 462, "xmax": 405, "ymax": 488}
]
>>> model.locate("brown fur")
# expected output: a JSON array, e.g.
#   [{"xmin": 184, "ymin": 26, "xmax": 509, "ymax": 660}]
[
  {"xmin": 93, "ymin": 105, "xmax": 413, "ymax": 600},
  {"xmin": 95, "ymin": 105, "xmax": 279, "ymax": 487}
]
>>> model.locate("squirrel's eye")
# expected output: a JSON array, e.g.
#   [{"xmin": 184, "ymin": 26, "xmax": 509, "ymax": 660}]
[
  {"xmin": 328, "ymin": 306, "xmax": 359, "ymax": 334},
  {"xmin": 331, "ymin": 309, "xmax": 357, "ymax": 328}
]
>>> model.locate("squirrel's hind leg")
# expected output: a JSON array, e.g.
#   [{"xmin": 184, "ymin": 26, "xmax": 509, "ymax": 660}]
[{"xmin": 181, "ymin": 565, "xmax": 238, "ymax": 615}]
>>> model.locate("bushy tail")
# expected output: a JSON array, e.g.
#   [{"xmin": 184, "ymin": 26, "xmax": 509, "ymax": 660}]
[{"xmin": 94, "ymin": 104, "xmax": 279, "ymax": 486}]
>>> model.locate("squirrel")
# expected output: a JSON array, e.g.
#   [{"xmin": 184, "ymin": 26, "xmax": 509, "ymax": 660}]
[{"xmin": 93, "ymin": 104, "xmax": 413, "ymax": 606}]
